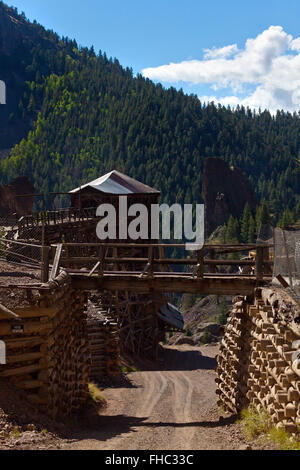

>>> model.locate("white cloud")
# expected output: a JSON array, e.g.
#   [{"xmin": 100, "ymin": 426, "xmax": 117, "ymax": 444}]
[
  {"xmin": 142, "ymin": 26, "xmax": 300, "ymax": 113},
  {"xmin": 203, "ymin": 44, "xmax": 238, "ymax": 60}
]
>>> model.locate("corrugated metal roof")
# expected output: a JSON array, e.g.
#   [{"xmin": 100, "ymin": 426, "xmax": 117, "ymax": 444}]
[
  {"xmin": 157, "ymin": 303, "xmax": 184, "ymax": 330},
  {"xmin": 70, "ymin": 170, "xmax": 160, "ymax": 195}
]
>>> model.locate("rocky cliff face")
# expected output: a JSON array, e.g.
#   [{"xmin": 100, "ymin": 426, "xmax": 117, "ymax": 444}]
[
  {"xmin": 0, "ymin": 5, "xmax": 32, "ymax": 53},
  {"xmin": 0, "ymin": 4, "xmax": 35, "ymax": 150},
  {"xmin": 0, "ymin": 176, "xmax": 35, "ymax": 217},
  {"xmin": 0, "ymin": 2, "xmax": 63, "ymax": 152},
  {"xmin": 202, "ymin": 158, "xmax": 258, "ymax": 236}
]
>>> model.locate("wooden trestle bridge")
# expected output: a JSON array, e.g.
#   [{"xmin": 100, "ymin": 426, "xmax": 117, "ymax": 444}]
[
  {"xmin": 39, "ymin": 242, "xmax": 273, "ymax": 296},
  {"xmin": 10, "ymin": 205, "xmax": 273, "ymax": 297}
]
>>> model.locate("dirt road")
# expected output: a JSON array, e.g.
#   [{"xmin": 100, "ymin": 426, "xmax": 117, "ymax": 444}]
[{"xmin": 65, "ymin": 345, "xmax": 248, "ymax": 450}]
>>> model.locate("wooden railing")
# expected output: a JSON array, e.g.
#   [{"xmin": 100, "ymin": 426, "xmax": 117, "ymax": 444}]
[
  {"xmin": 18, "ymin": 207, "xmax": 97, "ymax": 228},
  {"xmin": 45, "ymin": 243, "xmax": 273, "ymax": 284},
  {"xmin": 0, "ymin": 237, "xmax": 43, "ymax": 266}
]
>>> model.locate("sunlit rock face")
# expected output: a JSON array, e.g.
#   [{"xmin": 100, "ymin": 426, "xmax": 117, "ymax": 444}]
[
  {"xmin": 0, "ymin": 176, "xmax": 35, "ymax": 217},
  {"xmin": 203, "ymin": 157, "xmax": 258, "ymax": 236}
]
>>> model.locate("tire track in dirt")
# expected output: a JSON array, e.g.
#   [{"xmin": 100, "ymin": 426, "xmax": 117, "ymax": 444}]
[
  {"xmin": 164, "ymin": 370, "xmax": 196, "ymax": 449},
  {"xmin": 64, "ymin": 345, "xmax": 250, "ymax": 450},
  {"xmin": 137, "ymin": 371, "xmax": 168, "ymax": 418}
]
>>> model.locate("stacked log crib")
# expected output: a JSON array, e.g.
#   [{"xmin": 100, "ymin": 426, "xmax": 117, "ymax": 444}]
[
  {"xmin": 87, "ymin": 298, "xmax": 120, "ymax": 380},
  {"xmin": 216, "ymin": 288, "xmax": 300, "ymax": 433},
  {"xmin": 0, "ymin": 272, "xmax": 90, "ymax": 420}
]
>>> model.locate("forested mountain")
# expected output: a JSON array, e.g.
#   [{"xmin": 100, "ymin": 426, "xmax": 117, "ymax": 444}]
[{"xmin": 0, "ymin": 2, "xmax": 299, "ymax": 225}]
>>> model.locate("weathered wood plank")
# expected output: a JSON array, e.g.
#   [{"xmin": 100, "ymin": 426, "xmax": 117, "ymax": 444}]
[
  {"xmin": 194, "ymin": 248, "xmax": 204, "ymax": 279},
  {"xmin": 71, "ymin": 273, "xmax": 260, "ymax": 295},
  {"xmin": 0, "ymin": 364, "xmax": 43, "ymax": 377},
  {"xmin": 13, "ymin": 306, "xmax": 61, "ymax": 318},
  {"xmin": 50, "ymin": 244, "xmax": 62, "ymax": 280},
  {"xmin": 256, "ymin": 246, "xmax": 264, "ymax": 281},
  {"xmin": 0, "ymin": 322, "xmax": 51, "ymax": 336},
  {"xmin": 88, "ymin": 261, "xmax": 101, "ymax": 277},
  {"xmin": 0, "ymin": 304, "xmax": 20, "ymax": 321},
  {"xmin": 41, "ymin": 246, "xmax": 51, "ymax": 283},
  {"xmin": 59, "ymin": 256, "xmax": 269, "ymax": 266},
  {"xmin": 7, "ymin": 352, "xmax": 42, "ymax": 364},
  {"xmin": 5, "ymin": 337, "xmax": 44, "ymax": 349}
]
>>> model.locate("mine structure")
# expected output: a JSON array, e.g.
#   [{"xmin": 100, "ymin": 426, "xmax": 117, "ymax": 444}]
[{"xmin": 0, "ymin": 171, "xmax": 299, "ymax": 434}]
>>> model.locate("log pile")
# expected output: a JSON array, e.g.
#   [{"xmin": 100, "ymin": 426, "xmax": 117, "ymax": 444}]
[
  {"xmin": 0, "ymin": 271, "xmax": 90, "ymax": 420},
  {"xmin": 87, "ymin": 298, "xmax": 120, "ymax": 380},
  {"xmin": 216, "ymin": 287, "xmax": 300, "ymax": 433}
]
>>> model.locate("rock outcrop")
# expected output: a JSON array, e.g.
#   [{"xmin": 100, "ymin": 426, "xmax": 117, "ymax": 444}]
[
  {"xmin": 202, "ymin": 158, "xmax": 258, "ymax": 236},
  {"xmin": 0, "ymin": 176, "xmax": 35, "ymax": 218}
]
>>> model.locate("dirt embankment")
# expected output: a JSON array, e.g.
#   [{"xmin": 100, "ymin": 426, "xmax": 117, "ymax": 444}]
[{"xmin": 0, "ymin": 379, "xmax": 64, "ymax": 450}]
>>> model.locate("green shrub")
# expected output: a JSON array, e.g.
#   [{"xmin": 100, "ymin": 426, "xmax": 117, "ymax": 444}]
[
  {"xmin": 268, "ymin": 427, "xmax": 300, "ymax": 450},
  {"xmin": 121, "ymin": 365, "xmax": 137, "ymax": 373},
  {"xmin": 239, "ymin": 407, "xmax": 271, "ymax": 439},
  {"xmin": 239, "ymin": 406, "xmax": 300, "ymax": 450},
  {"xmin": 88, "ymin": 383, "xmax": 106, "ymax": 406},
  {"xmin": 185, "ymin": 325, "xmax": 192, "ymax": 337},
  {"xmin": 217, "ymin": 312, "xmax": 228, "ymax": 326},
  {"xmin": 201, "ymin": 328, "xmax": 213, "ymax": 344}
]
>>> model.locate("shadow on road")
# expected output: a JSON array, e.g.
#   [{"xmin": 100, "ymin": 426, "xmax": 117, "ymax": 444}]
[
  {"xmin": 94, "ymin": 375, "xmax": 139, "ymax": 390},
  {"xmin": 161, "ymin": 347, "xmax": 217, "ymax": 372},
  {"xmin": 68, "ymin": 412, "xmax": 238, "ymax": 443}
]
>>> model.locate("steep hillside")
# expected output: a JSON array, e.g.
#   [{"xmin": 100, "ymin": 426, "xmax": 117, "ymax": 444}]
[
  {"xmin": 0, "ymin": 1, "xmax": 79, "ymax": 151},
  {"xmin": 0, "ymin": 2, "xmax": 299, "ymax": 223}
]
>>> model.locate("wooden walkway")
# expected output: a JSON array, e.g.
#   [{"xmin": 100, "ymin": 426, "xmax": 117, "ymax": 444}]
[
  {"xmin": 71, "ymin": 272, "xmax": 269, "ymax": 295},
  {"xmin": 18, "ymin": 207, "xmax": 97, "ymax": 228},
  {"xmin": 12, "ymin": 209, "xmax": 274, "ymax": 298},
  {"xmin": 46, "ymin": 242, "xmax": 273, "ymax": 296}
]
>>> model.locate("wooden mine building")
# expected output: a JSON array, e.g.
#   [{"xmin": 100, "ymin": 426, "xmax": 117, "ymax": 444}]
[
  {"xmin": 70, "ymin": 170, "xmax": 160, "ymax": 211},
  {"xmin": 69, "ymin": 170, "xmax": 183, "ymax": 359},
  {"xmin": 14, "ymin": 170, "xmax": 184, "ymax": 360}
]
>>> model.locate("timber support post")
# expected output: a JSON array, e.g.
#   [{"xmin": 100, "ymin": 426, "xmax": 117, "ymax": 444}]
[
  {"xmin": 256, "ymin": 246, "xmax": 264, "ymax": 282},
  {"xmin": 50, "ymin": 244, "xmax": 63, "ymax": 281},
  {"xmin": 195, "ymin": 248, "xmax": 204, "ymax": 279},
  {"xmin": 41, "ymin": 246, "xmax": 51, "ymax": 283},
  {"xmin": 148, "ymin": 246, "xmax": 154, "ymax": 279},
  {"xmin": 209, "ymin": 248, "xmax": 217, "ymax": 274}
]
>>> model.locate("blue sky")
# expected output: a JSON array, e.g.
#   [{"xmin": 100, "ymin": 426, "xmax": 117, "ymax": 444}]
[{"xmin": 7, "ymin": 0, "xmax": 300, "ymax": 112}]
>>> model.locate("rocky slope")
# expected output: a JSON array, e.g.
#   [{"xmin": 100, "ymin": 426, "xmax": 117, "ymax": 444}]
[
  {"xmin": 0, "ymin": 176, "xmax": 35, "ymax": 217},
  {"xmin": 168, "ymin": 295, "xmax": 232, "ymax": 346},
  {"xmin": 203, "ymin": 158, "xmax": 258, "ymax": 235}
]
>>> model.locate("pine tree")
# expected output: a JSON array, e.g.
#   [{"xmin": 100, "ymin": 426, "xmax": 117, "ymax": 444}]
[
  {"xmin": 260, "ymin": 200, "xmax": 271, "ymax": 225},
  {"xmin": 256, "ymin": 200, "xmax": 271, "ymax": 234},
  {"xmin": 248, "ymin": 215, "xmax": 256, "ymax": 243},
  {"xmin": 278, "ymin": 209, "xmax": 294, "ymax": 228},
  {"xmin": 241, "ymin": 203, "xmax": 251, "ymax": 242},
  {"xmin": 225, "ymin": 216, "xmax": 240, "ymax": 244}
]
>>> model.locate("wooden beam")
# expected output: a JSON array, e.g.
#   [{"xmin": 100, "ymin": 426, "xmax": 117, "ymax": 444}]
[
  {"xmin": 50, "ymin": 244, "xmax": 62, "ymax": 280},
  {"xmin": 59, "ymin": 242, "xmax": 265, "ymax": 250},
  {"xmin": 0, "ymin": 303, "xmax": 20, "ymax": 321},
  {"xmin": 0, "ymin": 364, "xmax": 43, "ymax": 378},
  {"xmin": 41, "ymin": 246, "xmax": 50, "ymax": 283},
  {"xmin": 209, "ymin": 248, "xmax": 217, "ymax": 274},
  {"xmin": 276, "ymin": 274, "xmax": 290, "ymax": 289},
  {"xmin": 71, "ymin": 273, "xmax": 260, "ymax": 295},
  {"xmin": 256, "ymin": 246, "xmax": 264, "ymax": 282},
  {"xmin": 139, "ymin": 262, "xmax": 152, "ymax": 279},
  {"xmin": 88, "ymin": 261, "xmax": 101, "ymax": 277},
  {"xmin": 59, "ymin": 256, "xmax": 267, "ymax": 266},
  {"xmin": 194, "ymin": 248, "xmax": 204, "ymax": 280}
]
